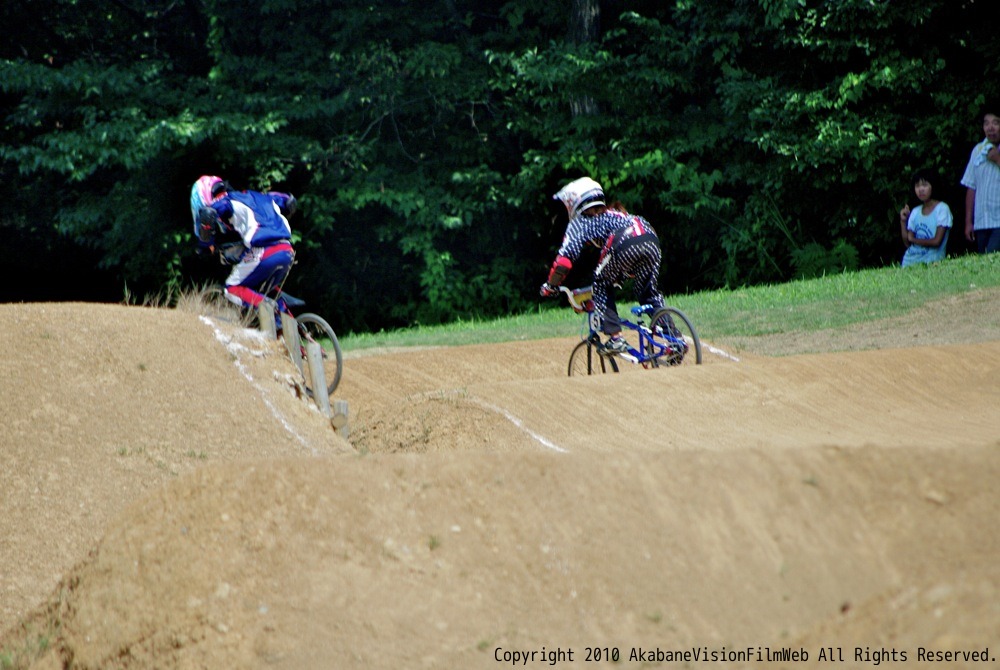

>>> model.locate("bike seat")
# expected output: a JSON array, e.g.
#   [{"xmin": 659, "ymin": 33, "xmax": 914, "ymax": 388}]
[{"xmin": 278, "ymin": 292, "xmax": 307, "ymax": 309}]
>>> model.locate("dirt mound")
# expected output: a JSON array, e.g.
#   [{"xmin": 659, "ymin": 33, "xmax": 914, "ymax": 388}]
[{"xmin": 1, "ymin": 298, "xmax": 998, "ymax": 669}]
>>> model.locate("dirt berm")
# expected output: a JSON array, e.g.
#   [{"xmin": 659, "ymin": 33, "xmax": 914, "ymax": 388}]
[{"xmin": 1, "ymin": 293, "xmax": 998, "ymax": 669}]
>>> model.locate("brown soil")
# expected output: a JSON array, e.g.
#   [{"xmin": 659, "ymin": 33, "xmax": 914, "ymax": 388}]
[{"xmin": 1, "ymin": 289, "xmax": 998, "ymax": 669}]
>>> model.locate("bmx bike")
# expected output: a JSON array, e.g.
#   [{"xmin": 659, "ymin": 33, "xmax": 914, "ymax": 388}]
[
  {"xmin": 199, "ymin": 283, "xmax": 344, "ymax": 398},
  {"xmin": 559, "ymin": 285, "xmax": 702, "ymax": 376}
]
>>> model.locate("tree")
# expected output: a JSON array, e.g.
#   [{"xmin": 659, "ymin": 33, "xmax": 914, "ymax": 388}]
[
  {"xmin": 1, "ymin": 0, "xmax": 998, "ymax": 328},
  {"xmin": 677, "ymin": 0, "xmax": 1000, "ymax": 282}
]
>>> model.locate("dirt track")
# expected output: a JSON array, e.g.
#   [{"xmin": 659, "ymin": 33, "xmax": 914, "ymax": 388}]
[{"xmin": 1, "ymin": 294, "xmax": 998, "ymax": 669}]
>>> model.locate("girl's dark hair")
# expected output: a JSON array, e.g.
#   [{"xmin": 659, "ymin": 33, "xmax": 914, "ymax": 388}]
[{"xmin": 911, "ymin": 168, "xmax": 939, "ymax": 193}]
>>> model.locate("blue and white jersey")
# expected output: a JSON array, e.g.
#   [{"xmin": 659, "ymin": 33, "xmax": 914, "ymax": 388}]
[{"xmin": 211, "ymin": 190, "xmax": 292, "ymax": 248}]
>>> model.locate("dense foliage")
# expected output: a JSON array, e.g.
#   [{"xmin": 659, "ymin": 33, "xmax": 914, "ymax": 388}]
[{"xmin": 1, "ymin": 0, "xmax": 997, "ymax": 331}]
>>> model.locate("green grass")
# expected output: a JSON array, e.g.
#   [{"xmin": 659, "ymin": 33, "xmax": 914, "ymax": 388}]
[
  {"xmin": 690, "ymin": 252, "xmax": 1000, "ymax": 337},
  {"xmin": 341, "ymin": 305, "xmax": 586, "ymax": 351},
  {"xmin": 340, "ymin": 253, "xmax": 1000, "ymax": 351},
  {"xmin": 0, "ymin": 627, "xmax": 52, "ymax": 670}
]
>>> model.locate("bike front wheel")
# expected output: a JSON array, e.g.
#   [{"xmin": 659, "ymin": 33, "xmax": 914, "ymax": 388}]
[
  {"xmin": 568, "ymin": 338, "xmax": 620, "ymax": 376},
  {"xmin": 294, "ymin": 313, "xmax": 344, "ymax": 397},
  {"xmin": 648, "ymin": 307, "xmax": 703, "ymax": 367}
]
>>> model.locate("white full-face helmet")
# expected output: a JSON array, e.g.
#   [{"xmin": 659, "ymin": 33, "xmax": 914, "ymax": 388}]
[{"xmin": 553, "ymin": 177, "xmax": 605, "ymax": 219}]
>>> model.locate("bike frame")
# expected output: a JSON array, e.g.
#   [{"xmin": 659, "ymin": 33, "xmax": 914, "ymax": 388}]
[
  {"xmin": 560, "ymin": 286, "xmax": 683, "ymax": 367},
  {"xmin": 619, "ymin": 306, "xmax": 666, "ymax": 365}
]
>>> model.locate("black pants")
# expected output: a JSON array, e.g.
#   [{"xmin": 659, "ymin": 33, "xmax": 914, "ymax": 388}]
[{"xmin": 593, "ymin": 233, "xmax": 664, "ymax": 335}]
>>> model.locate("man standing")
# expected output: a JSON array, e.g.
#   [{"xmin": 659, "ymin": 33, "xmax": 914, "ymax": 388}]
[{"xmin": 961, "ymin": 106, "xmax": 1000, "ymax": 253}]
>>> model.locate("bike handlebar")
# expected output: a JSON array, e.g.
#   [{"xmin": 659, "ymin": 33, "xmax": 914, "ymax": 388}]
[
  {"xmin": 559, "ymin": 285, "xmax": 594, "ymax": 313},
  {"xmin": 559, "ymin": 285, "xmax": 656, "ymax": 318}
]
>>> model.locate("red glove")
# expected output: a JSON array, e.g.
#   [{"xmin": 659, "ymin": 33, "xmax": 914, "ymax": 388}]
[{"xmin": 546, "ymin": 255, "xmax": 573, "ymax": 287}]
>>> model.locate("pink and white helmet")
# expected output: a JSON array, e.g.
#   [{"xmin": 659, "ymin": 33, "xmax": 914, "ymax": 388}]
[
  {"xmin": 189, "ymin": 175, "xmax": 228, "ymax": 232},
  {"xmin": 553, "ymin": 177, "xmax": 605, "ymax": 219}
]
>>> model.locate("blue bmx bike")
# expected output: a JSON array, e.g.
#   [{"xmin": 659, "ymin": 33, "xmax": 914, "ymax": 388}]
[{"xmin": 559, "ymin": 286, "xmax": 702, "ymax": 376}]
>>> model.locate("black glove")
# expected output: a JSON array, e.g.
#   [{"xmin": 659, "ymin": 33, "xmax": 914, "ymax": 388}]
[
  {"xmin": 198, "ymin": 207, "xmax": 220, "ymax": 242},
  {"xmin": 283, "ymin": 195, "xmax": 297, "ymax": 218}
]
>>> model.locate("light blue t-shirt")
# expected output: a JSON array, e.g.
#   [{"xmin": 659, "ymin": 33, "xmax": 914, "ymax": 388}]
[{"xmin": 902, "ymin": 202, "xmax": 952, "ymax": 267}]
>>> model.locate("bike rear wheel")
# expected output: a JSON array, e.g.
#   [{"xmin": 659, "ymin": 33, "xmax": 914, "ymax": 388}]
[
  {"xmin": 295, "ymin": 313, "xmax": 344, "ymax": 397},
  {"xmin": 568, "ymin": 338, "xmax": 620, "ymax": 376},
  {"xmin": 648, "ymin": 307, "xmax": 702, "ymax": 366}
]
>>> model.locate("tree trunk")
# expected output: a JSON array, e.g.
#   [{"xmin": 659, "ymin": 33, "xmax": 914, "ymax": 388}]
[
  {"xmin": 568, "ymin": 0, "xmax": 600, "ymax": 44},
  {"xmin": 568, "ymin": 0, "xmax": 600, "ymax": 117}
]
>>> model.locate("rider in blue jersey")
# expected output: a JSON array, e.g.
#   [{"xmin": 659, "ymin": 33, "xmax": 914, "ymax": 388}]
[{"xmin": 191, "ymin": 175, "xmax": 298, "ymax": 310}]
